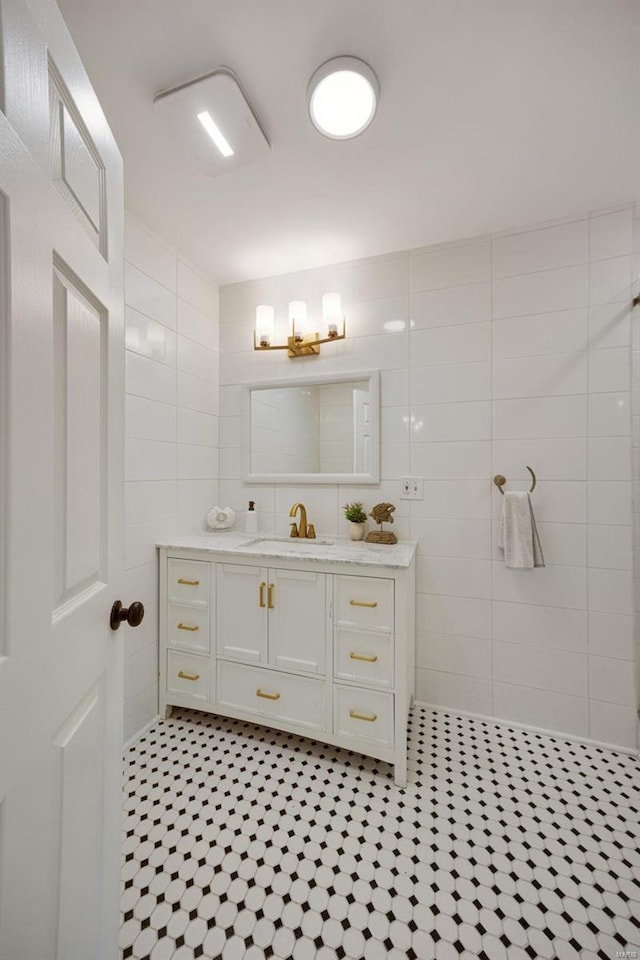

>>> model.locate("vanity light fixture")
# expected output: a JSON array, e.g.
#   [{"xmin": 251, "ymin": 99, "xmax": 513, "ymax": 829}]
[
  {"xmin": 308, "ymin": 56, "xmax": 379, "ymax": 140},
  {"xmin": 253, "ymin": 293, "xmax": 346, "ymax": 358}
]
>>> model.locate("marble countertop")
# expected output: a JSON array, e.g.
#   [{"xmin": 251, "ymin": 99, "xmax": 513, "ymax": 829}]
[{"xmin": 157, "ymin": 531, "xmax": 417, "ymax": 569}]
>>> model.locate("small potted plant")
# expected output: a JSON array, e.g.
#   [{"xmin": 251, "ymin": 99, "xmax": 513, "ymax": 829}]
[{"xmin": 343, "ymin": 501, "xmax": 368, "ymax": 541}]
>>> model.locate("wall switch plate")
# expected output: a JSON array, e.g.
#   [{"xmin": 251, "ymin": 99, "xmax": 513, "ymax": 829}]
[{"xmin": 400, "ymin": 476, "xmax": 424, "ymax": 500}]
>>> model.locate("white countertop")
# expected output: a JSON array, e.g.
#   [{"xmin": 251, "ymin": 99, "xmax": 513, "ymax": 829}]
[{"xmin": 157, "ymin": 531, "xmax": 417, "ymax": 569}]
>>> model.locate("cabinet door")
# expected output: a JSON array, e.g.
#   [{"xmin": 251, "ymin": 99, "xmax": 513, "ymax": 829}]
[
  {"xmin": 217, "ymin": 563, "xmax": 268, "ymax": 663},
  {"xmin": 268, "ymin": 568, "xmax": 326, "ymax": 674}
]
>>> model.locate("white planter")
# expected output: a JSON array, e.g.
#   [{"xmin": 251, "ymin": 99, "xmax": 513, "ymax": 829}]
[{"xmin": 348, "ymin": 521, "xmax": 366, "ymax": 541}]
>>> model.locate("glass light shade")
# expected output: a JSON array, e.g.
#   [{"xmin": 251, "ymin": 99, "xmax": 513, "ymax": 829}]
[
  {"xmin": 323, "ymin": 292, "xmax": 342, "ymax": 338},
  {"xmin": 255, "ymin": 304, "xmax": 275, "ymax": 347},
  {"xmin": 288, "ymin": 301, "xmax": 307, "ymax": 340},
  {"xmin": 308, "ymin": 57, "xmax": 379, "ymax": 140}
]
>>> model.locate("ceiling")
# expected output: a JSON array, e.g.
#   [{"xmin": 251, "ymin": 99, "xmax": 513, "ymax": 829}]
[{"xmin": 58, "ymin": 0, "xmax": 640, "ymax": 286}]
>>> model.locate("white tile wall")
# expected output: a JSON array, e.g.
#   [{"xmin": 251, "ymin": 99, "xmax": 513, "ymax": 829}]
[
  {"xmin": 218, "ymin": 204, "xmax": 638, "ymax": 751},
  {"xmin": 124, "ymin": 217, "xmax": 219, "ymax": 741}
]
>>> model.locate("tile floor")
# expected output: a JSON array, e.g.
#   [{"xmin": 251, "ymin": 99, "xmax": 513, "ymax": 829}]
[{"xmin": 120, "ymin": 704, "xmax": 640, "ymax": 960}]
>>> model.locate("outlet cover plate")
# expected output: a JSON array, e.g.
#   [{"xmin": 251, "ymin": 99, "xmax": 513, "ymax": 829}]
[{"xmin": 400, "ymin": 476, "xmax": 424, "ymax": 500}]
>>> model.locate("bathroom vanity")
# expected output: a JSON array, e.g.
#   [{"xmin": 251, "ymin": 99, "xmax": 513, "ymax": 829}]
[{"xmin": 157, "ymin": 533, "xmax": 416, "ymax": 785}]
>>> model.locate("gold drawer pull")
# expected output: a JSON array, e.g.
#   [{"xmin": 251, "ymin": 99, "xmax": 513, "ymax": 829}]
[
  {"xmin": 349, "ymin": 652, "xmax": 378, "ymax": 663},
  {"xmin": 177, "ymin": 623, "xmax": 199, "ymax": 632},
  {"xmin": 178, "ymin": 670, "xmax": 200, "ymax": 681},
  {"xmin": 350, "ymin": 599, "xmax": 377, "ymax": 608},
  {"xmin": 177, "ymin": 578, "xmax": 200, "ymax": 586},
  {"xmin": 256, "ymin": 688, "xmax": 280, "ymax": 701},
  {"xmin": 350, "ymin": 709, "xmax": 377, "ymax": 723},
  {"xmin": 268, "ymin": 583, "xmax": 275, "ymax": 609},
  {"xmin": 259, "ymin": 582, "xmax": 266, "ymax": 608}
]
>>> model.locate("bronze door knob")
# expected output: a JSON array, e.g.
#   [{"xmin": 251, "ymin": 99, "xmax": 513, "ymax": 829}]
[{"xmin": 110, "ymin": 600, "xmax": 145, "ymax": 631}]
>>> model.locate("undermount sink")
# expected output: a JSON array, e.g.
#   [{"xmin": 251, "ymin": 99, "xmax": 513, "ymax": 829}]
[{"xmin": 243, "ymin": 536, "xmax": 335, "ymax": 552}]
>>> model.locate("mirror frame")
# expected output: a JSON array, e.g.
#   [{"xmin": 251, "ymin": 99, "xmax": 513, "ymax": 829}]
[{"xmin": 242, "ymin": 370, "xmax": 380, "ymax": 484}]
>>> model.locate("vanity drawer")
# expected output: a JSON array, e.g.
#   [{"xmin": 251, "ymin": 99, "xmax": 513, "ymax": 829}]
[
  {"xmin": 217, "ymin": 661, "xmax": 324, "ymax": 732},
  {"xmin": 334, "ymin": 684, "xmax": 393, "ymax": 748},
  {"xmin": 167, "ymin": 603, "xmax": 210, "ymax": 654},
  {"xmin": 335, "ymin": 575, "xmax": 394, "ymax": 632},
  {"xmin": 335, "ymin": 628, "xmax": 393, "ymax": 689},
  {"xmin": 166, "ymin": 650, "xmax": 210, "ymax": 705},
  {"xmin": 168, "ymin": 559, "xmax": 209, "ymax": 605}
]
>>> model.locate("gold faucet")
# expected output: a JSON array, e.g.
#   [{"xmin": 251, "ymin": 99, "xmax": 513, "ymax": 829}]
[{"xmin": 289, "ymin": 502, "xmax": 316, "ymax": 539}]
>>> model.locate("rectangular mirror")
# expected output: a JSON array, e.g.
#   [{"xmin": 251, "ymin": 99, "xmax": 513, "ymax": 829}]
[{"xmin": 242, "ymin": 371, "xmax": 379, "ymax": 483}]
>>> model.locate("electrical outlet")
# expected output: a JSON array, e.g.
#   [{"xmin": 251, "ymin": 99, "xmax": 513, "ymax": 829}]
[{"xmin": 399, "ymin": 476, "xmax": 424, "ymax": 500}]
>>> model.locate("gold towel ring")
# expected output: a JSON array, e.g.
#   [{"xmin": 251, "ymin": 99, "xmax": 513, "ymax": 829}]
[{"xmin": 494, "ymin": 466, "xmax": 537, "ymax": 495}]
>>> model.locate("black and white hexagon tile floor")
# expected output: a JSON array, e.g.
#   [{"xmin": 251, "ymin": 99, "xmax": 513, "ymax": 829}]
[{"xmin": 120, "ymin": 705, "xmax": 640, "ymax": 960}]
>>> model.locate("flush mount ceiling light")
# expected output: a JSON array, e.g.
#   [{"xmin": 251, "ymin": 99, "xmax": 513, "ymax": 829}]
[
  {"xmin": 154, "ymin": 68, "xmax": 270, "ymax": 177},
  {"xmin": 308, "ymin": 56, "xmax": 379, "ymax": 140}
]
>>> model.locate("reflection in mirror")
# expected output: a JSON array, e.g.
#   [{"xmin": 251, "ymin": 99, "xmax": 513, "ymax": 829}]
[{"xmin": 243, "ymin": 372, "xmax": 379, "ymax": 483}]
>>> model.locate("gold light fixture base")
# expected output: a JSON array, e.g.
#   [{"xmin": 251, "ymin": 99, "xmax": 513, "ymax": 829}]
[
  {"xmin": 287, "ymin": 333, "xmax": 321, "ymax": 358},
  {"xmin": 253, "ymin": 322, "xmax": 346, "ymax": 358}
]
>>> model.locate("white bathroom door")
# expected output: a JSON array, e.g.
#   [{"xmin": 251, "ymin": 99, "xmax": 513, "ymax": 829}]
[{"xmin": 0, "ymin": 2, "xmax": 125, "ymax": 959}]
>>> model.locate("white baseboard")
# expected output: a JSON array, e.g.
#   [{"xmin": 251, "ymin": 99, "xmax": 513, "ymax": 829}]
[
  {"xmin": 123, "ymin": 714, "xmax": 160, "ymax": 752},
  {"xmin": 413, "ymin": 699, "xmax": 640, "ymax": 757},
  {"xmin": 124, "ymin": 701, "xmax": 639, "ymax": 758}
]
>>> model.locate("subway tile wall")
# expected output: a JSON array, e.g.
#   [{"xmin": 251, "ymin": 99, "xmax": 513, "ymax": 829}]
[
  {"xmin": 219, "ymin": 205, "xmax": 638, "ymax": 750},
  {"xmin": 124, "ymin": 218, "xmax": 219, "ymax": 741}
]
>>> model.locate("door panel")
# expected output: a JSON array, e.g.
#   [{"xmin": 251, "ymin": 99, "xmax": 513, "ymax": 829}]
[
  {"xmin": 0, "ymin": 2, "xmax": 124, "ymax": 957},
  {"xmin": 53, "ymin": 263, "xmax": 106, "ymax": 609},
  {"xmin": 54, "ymin": 681, "xmax": 105, "ymax": 960},
  {"xmin": 49, "ymin": 58, "xmax": 106, "ymax": 252},
  {"xmin": 269, "ymin": 568, "xmax": 326, "ymax": 674},
  {"xmin": 217, "ymin": 563, "xmax": 268, "ymax": 663}
]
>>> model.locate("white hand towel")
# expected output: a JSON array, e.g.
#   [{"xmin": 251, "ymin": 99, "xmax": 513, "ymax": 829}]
[{"xmin": 497, "ymin": 491, "xmax": 545, "ymax": 569}]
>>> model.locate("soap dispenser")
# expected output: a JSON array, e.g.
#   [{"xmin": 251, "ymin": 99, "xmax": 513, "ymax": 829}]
[{"xmin": 245, "ymin": 500, "xmax": 258, "ymax": 534}]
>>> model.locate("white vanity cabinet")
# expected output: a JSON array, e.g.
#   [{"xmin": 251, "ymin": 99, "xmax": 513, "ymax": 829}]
[{"xmin": 158, "ymin": 534, "xmax": 416, "ymax": 786}]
